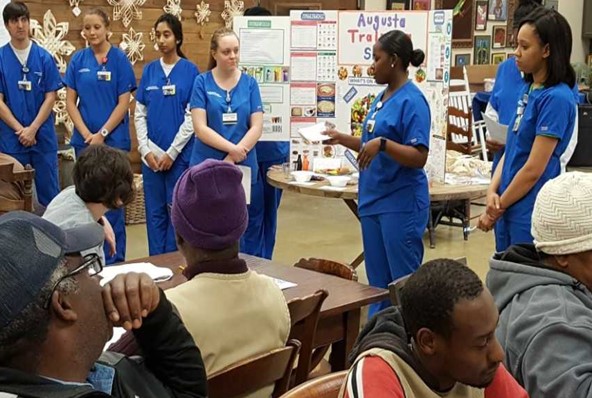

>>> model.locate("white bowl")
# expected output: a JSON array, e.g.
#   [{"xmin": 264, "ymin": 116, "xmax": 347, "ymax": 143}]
[
  {"xmin": 326, "ymin": 176, "xmax": 350, "ymax": 187},
  {"xmin": 291, "ymin": 171, "xmax": 314, "ymax": 183}
]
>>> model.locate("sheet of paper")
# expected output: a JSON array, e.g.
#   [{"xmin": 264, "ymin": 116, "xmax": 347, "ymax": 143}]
[
  {"xmin": 237, "ymin": 165, "xmax": 252, "ymax": 205},
  {"xmin": 272, "ymin": 277, "xmax": 297, "ymax": 290},
  {"xmin": 99, "ymin": 262, "xmax": 173, "ymax": 286},
  {"xmin": 298, "ymin": 122, "xmax": 332, "ymax": 143},
  {"xmin": 239, "ymin": 29, "xmax": 285, "ymax": 64},
  {"xmin": 482, "ymin": 113, "xmax": 508, "ymax": 144}
]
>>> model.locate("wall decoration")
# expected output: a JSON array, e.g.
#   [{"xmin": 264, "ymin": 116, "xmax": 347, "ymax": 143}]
[
  {"xmin": 387, "ymin": 0, "xmax": 408, "ymax": 9},
  {"xmin": 491, "ymin": 52, "xmax": 505, "ymax": 64},
  {"xmin": 435, "ymin": 0, "xmax": 474, "ymax": 48},
  {"xmin": 107, "ymin": 0, "xmax": 147, "ymax": 28},
  {"xmin": 67, "ymin": 0, "xmax": 83, "ymax": 17},
  {"xmin": 412, "ymin": 0, "xmax": 430, "ymax": 10},
  {"xmin": 30, "ymin": 10, "xmax": 75, "ymax": 73},
  {"xmin": 488, "ymin": 0, "xmax": 507, "ymax": 21},
  {"xmin": 505, "ymin": 0, "xmax": 517, "ymax": 46},
  {"xmin": 149, "ymin": 27, "xmax": 158, "ymax": 51},
  {"xmin": 194, "ymin": 1, "xmax": 211, "ymax": 38},
  {"xmin": 455, "ymin": 53, "xmax": 470, "ymax": 66},
  {"xmin": 163, "ymin": 0, "xmax": 183, "ymax": 20},
  {"xmin": 474, "ymin": 35, "xmax": 491, "ymax": 65},
  {"xmin": 475, "ymin": 1, "xmax": 488, "ymax": 31},
  {"xmin": 492, "ymin": 25, "xmax": 506, "ymax": 48},
  {"xmin": 53, "ymin": 88, "xmax": 74, "ymax": 138},
  {"xmin": 221, "ymin": 0, "xmax": 244, "ymax": 28},
  {"xmin": 120, "ymin": 27, "xmax": 145, "ymax": 65}
]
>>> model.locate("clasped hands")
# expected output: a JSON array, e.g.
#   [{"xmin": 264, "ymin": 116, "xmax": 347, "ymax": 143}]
[
  {"xmin": 478, "ymin": 192, "xmax": 505, "ymax": 232},
  {"xmin": 145, "ymin": 152, "xmax": 174, "ymax": 172},
  {"xmin": 14, "ymin": 126, "xmax": 38, "ymax": 147},
  {"xmin": 223, "ymin": 143, "xmax": 248, "ymax": 164}
]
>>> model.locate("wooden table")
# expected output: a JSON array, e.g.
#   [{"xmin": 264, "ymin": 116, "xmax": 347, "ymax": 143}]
[
  {"xmin": 267, "ymin": 170, "xmax": 488, "ymax": 250},
  {"xmin": 128, "ymin": 251, "xmax": 389, "ymax": 371}
]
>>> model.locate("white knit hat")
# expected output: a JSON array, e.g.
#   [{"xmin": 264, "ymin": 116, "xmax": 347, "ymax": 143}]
[{"xmin": 532, "ymin": 172, "xmax": 592, "ymax": 255}]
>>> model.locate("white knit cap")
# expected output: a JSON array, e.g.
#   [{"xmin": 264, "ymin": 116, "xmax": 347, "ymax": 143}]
[{"xmin": 532, "ymin": 172, "xmax": 592, "ymax": 255}]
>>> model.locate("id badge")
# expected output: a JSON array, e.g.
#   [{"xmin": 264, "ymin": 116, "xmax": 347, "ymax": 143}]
[
  {"xmin": 97, "ymin": 71, "xmax": 111, "ymax": 81},
  {"xmin": 18, "ymin": 80, "xmax": 31, "ymax": 91},
  {"xmin": 513, "ymin": 115, "xmax": 522, "ymax": 132},
  {"xmin": 222, "ymin": 112, "xmax": 238, "ymax": 125},
  {"xmin": 162, "ymin": 84, "xmax": 176, "ymax": 96},
  {"xmin": 366, "ymin": 119, "xmax": 376, "ymax": 134}
]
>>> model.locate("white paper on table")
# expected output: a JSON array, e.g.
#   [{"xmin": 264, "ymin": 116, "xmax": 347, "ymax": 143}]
[
  {"xmin": 99, "ymin": 262, "xmax": 173, "ymax": 286},
  {"xmin": 298, "ymin": 122, "xmax": 333, "ymax": 143},
  {"xmin": 237, "ymin": 165, "xmax": 251, "ymax": 205},
  {"xmin": 272, "ymin": 277, "xmax": 297, "ymax": 290},
  {"xmin": 482, "ymin": 113, "xmax": 508, "ymax": 144}
]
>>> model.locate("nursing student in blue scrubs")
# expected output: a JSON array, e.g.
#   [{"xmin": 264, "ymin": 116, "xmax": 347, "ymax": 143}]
[
  {"xmin": 135, "ymin": 14, "xmax": 199, "ymax": 256},
  {"xmin": 0, "ymin": 2, "xmax": 63, "ymax": 206},
  {"xmin": 478, "ymin": 8, "xmax": 577, "ymax": 249},
  {"xmin": 324, "ymin": 31, "xmax": 430, "ymax": 316},
  {"xmin": 189, "ymin": 27, "xmax": 263, "ymax": 256},
  {"xmin": 65, "ymin": 8, "xmax": 136, "ymax": 264}
]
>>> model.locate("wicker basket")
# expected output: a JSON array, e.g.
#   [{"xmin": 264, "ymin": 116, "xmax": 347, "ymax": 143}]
[{"xmin": 125, "ymin": 174, "xmax": 146, "ymax": 225}]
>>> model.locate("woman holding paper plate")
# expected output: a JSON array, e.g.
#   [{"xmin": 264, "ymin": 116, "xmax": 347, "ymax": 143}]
[
  {"xmin": 135, "ymin": 14, "xmax": 199, "ymax": 256},
  {"xmin": 189, "ymin": 27, "xmax": 264, "ymax": 256},
  {"xmin": 478, "ymin": 8, "xmax": 577, "ymax": 248},
  {"xmin": 324, "ymin": 30, "xmax": 430, "ymax": 316}
]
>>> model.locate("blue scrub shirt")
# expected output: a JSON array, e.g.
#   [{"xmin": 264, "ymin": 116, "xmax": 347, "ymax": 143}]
[
  {"xmin": 65, "ymin": 46, "xmax": 136, "ymax": 151},
  {"xmin": 0, "ymin": 43, "xmax": 63, "ymax": 153},
  {"xmin": 189, "ymin": 71, "xmax": 263, "ymax": 182},
  {"xmin": 358, "ymin": 80, "xmax": 430, "ymax": 217}
]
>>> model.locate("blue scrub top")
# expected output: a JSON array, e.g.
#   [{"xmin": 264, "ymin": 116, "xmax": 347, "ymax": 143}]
[
  {"xmin": 0, "ymin": 43, "xmax": 63, "ymax": 153},
  {"xmin": 358, "ymin": 80, "xmax": 430, "ymax": 217},
  {"xmin": 65, "ymin": 46, "xmax": 136, "ymax": 151},
  {"xmin": 136, "ymin": 58, "xmax": 199, "ymax": 164},
  {"xmin": 500, "ymin": 82, "xmax": 576, "ymax": 219},
  {"xmin": 255, "ymin": 141, "xmax": 289, "ymax": 163},
  {"xmin": 189, "ymin": 71, "xmax": 263, "ymax": 183}
]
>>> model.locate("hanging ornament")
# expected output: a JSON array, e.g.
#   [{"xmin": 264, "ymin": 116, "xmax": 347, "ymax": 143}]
[
  {"xmin": 221, "ymin": 0, "xmax": 244, "ymax": 29},
  {"xmin": 163, "ymin": 0, "xmax": 183, "ymax": 20},
  {"xmin": 107, "ymin": 0, "xmax": 146, "ymax": 28},
  {"xmin": 30, "ymin": 10, "xmax": 76, "ymax": 73},
  {"xmin": 194, "ymin": 1, "xmax": 212, "ymax": 39},
  {"xmin": 53, "ymin": 88, "xmax": 74, "ymax": 141},
  {"xmin": 119, "ymin": 27, "xmax": 145, "ymax": 65},
  {"xmin": 67, "ymin": 0, "xmax": 83, "ymax": 16},
  {"xmin": 149, "ymin": 27, "xmax": 158, "ymax": 51}
]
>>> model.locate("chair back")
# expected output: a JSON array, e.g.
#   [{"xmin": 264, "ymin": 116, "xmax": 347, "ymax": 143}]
[
  {"xmin": 294, "ymin": 258, "xmax": 358, "ymax": 281},
  {"xmin": 208, "ymin": 339, "xmax": 301, "ymax": 398},
  {"xmin": 279, "ymin": 370, "xmax": 348, "ymax": 398},
  {"xmin": 388, "ymin": 274, "xmax": 411, "ymax": 307},
  {"xmin": 0, "ymin": 163, "xmax": 35, "ymax": 214}
]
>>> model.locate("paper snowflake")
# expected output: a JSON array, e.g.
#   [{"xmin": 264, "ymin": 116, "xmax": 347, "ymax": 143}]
[
  {"xmin": 68, "ymin": 0, "xmax": 83, "ymax": 16},
  {"xmin": 149, "ymin": 27, "xmax": 158, "ymax": 51},
  {"xmin": 163, "ymin": 0, "xmax": 183, "ymax": 20},
  {"xmin": 221, "ymin": 0, "xmax": 244, "ymax": 29},
  {"xmin": 30, "ymin": 10, "xmax": 75, "ymax": 73},
  {"xmin": 107, "ymin": 0, "xmax": 146, "ymax": 28},
  {"xmin": 53, "ymin": 88, "xmax": 74, "ymax": 139},
  {"xmin": 194, "ymin": 1, "xmax": 211, "ymax": 39},
  {"xmin": 120, "ymin": 27, "xmax": 145, "ymax": 65}
]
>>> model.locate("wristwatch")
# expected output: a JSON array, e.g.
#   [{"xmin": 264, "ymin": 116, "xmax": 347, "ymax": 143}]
[
  {"xmin": 379, "ymin": 137, "xmax": 387, "ymax": 152},
  {"xmin": 99, "ymin": 128, "xmax": 109, "ymax": 137}
]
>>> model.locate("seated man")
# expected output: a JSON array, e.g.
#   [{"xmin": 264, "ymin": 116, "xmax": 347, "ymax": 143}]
[
  {"xmin": 43, "ymin": 145, "xmax": 135, "ymax": 265},
  {"xmin": 165, "ymin": 159, "xmax": 290, "ymax": 396},
  {"xmin": 0, "ymin": 211, "xmax": 207, "ymax": 397},
  {"xmin": 488, "ymin": 171, "xmax": 592, "ymax": 398},
  {"xmin": 340, "ymin": 259, "xmax": 528, "ymax": 398}
]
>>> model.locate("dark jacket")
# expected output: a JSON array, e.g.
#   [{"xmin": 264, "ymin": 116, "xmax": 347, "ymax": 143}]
[{"xmin": 0, "ymin": 290, "xmax": 208, "ymax": 398}]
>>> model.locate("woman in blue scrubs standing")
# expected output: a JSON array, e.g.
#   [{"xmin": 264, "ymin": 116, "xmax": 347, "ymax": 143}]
[
  {"xmin": 65, "ymin": 7, "xmax": 136, "ymax": 264},
  {"xmin": 190, "ymin": 27, "xmax": 263, "ymax": 255},
  {"xmin": 325, "ymin": 30, "xmax": 430, "ymax": 315},
  {"xmin": 478, "ymin": 8, "xmax": 577, "ymax": 248},
  {"xmin": 0, "ymin": 2, "xmax": 63, "ymax": 207},
  {"xmin": 135, "ymin": 14, "xmax": 199, "ymax": 256}
]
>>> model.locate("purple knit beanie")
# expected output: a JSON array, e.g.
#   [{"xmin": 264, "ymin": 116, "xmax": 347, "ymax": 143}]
[{"xmin": 171, "ymin": 159, "xmax": 248, "ymax": 250}]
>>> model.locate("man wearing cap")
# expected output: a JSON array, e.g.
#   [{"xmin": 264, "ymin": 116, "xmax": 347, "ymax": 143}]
[
  {"xmin": 165, "ymin": 159, "xmax": 290, "ymax": 397},
  {"xmin": 487, "ymin": 171, "xmax": 592, "ymax": 398},
  {"xmin": 0, "ymin": 211, "xmax": 207, "ymax": 397}
]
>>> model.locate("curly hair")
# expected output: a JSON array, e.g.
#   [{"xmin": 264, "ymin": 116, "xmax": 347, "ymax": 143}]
[{"xmin": 400, "ymin": 259, "xmax": 483, "ymax": 339}]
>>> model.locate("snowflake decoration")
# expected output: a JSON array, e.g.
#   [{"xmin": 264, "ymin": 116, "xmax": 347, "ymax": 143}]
[
  {"xmin": 149, "ymin": 27, "xmax": 158, "ymax": 51},
  {"xmin": 30, "ymin": 10, "xmax": 75, "ymax": 73},
  {"xmin": 119, "ymin": 27, "xmax": 145, "ymax": 65},
  {"xmin": 163, "ymin": 0, "xmax": 183, "ymax": 20},
  {"xmin": 107, "ymin": 0, "xmax": 146, "ymax": 28},
  {"xmin": 67, "ymin": 0, "xmax": 83, "ymax": 16},
  {"xmin": 221, "ymin": 0, "xmax": 244, "ymax": 29},
  {"xmin": 194, "ymin": 1, "xmax": 211, "ymax": 39},
  {"xmin": 53, "ymin": 88, "xmax": 74, "ymax": 139}
]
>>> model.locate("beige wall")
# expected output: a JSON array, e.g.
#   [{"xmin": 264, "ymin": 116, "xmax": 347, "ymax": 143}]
[{"xmin": 559, "ymin": 0, "xmax": 589, "ymax": 64}]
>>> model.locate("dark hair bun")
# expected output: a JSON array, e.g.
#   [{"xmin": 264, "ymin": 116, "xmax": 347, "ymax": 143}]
[{"xmin": 410, "ymin": 49, "xmax": 425, "ymax": 67}]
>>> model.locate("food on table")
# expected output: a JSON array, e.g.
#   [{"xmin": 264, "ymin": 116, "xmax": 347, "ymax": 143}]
[{"xmin": 317, "ymin": 167, "xmax": 352, "ymax": 176}]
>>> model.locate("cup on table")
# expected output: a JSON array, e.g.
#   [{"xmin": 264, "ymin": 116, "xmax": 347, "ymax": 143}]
[{"xmin": 282, "ymin": 162, "xmax": 291, "ymax": 178}]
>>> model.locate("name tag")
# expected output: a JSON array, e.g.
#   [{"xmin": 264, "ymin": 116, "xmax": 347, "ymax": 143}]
[
  {"xmin": 97, "ymin": 71, "xmax": 111, "ymax": 81},
  {"xmin": 162, "ymin": 84, "xmax": 176, "ymax": 96},
  {"xmin": 18, "ymin": 80, "xmax": 31, "ymax": 91},
  {"xmin": 222, "ymin": 112, "xmax": 238, "ymax": 125},
  {"xmin": 366, "ymin": 119, "xmax": 375, "ymax": 134}
]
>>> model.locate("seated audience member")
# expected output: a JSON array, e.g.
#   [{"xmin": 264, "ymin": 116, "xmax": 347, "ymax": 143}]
[
  {"xmin": 165, "ymin": 159, "xmax": 290, "ymax": 396},
  {"xmin": 488, "ymin": 171, "xmax": 592, "ymax": 398},
  {"xmin": 340, "ymin": 259, "xmax": 528, "ymax": 398},
  {"xmin": 43, "ymin": 145, "xmax": 134, "ymax": 265},
  {"xmin": 0, "ymin": 211, "xmax": 207, "ymax": 397}
]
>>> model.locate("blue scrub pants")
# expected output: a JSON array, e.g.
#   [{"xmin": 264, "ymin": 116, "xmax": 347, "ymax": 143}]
[
  {"xmin": 142, "ymin": 160, "xmax": 187, "ymax": 256},
  {"xmin": 495, "ymin": 213, "xmax": 533, "ymax": 251},
  {"xmin": 9, "ymin": 150, "xmax": 59, "ymax": 207},
  {"xmin": 361, "ymin": 208, "xmax": 429, "ymax": 317},
  {"xmin": 241, "ymin": 158, "xmax": 286, "ymax": 259}
]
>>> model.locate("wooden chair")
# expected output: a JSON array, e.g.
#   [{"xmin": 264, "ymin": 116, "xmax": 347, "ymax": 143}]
[
  {"xmin": 294, "ymin": 258, "xmax": 358, "ymax": 282},
  {"xmin": 0, "ymin": 162, "xmax": 35, "ymax": 214},
  {"xmin": 288, "ymin": 289, "xmax": 329, "ymax": 387},
  {"xmin": 279, "ymin": 370, "xmax": 348, "ymax": 398},
  {"xmin": 208, "ymin": 339, "xmax": 301, "ymax": 398}
]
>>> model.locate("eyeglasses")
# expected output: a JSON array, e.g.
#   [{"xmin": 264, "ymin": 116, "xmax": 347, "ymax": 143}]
[{"xmin": 43, "ymin": 253, "xmax": 103, "ymax": 310}]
